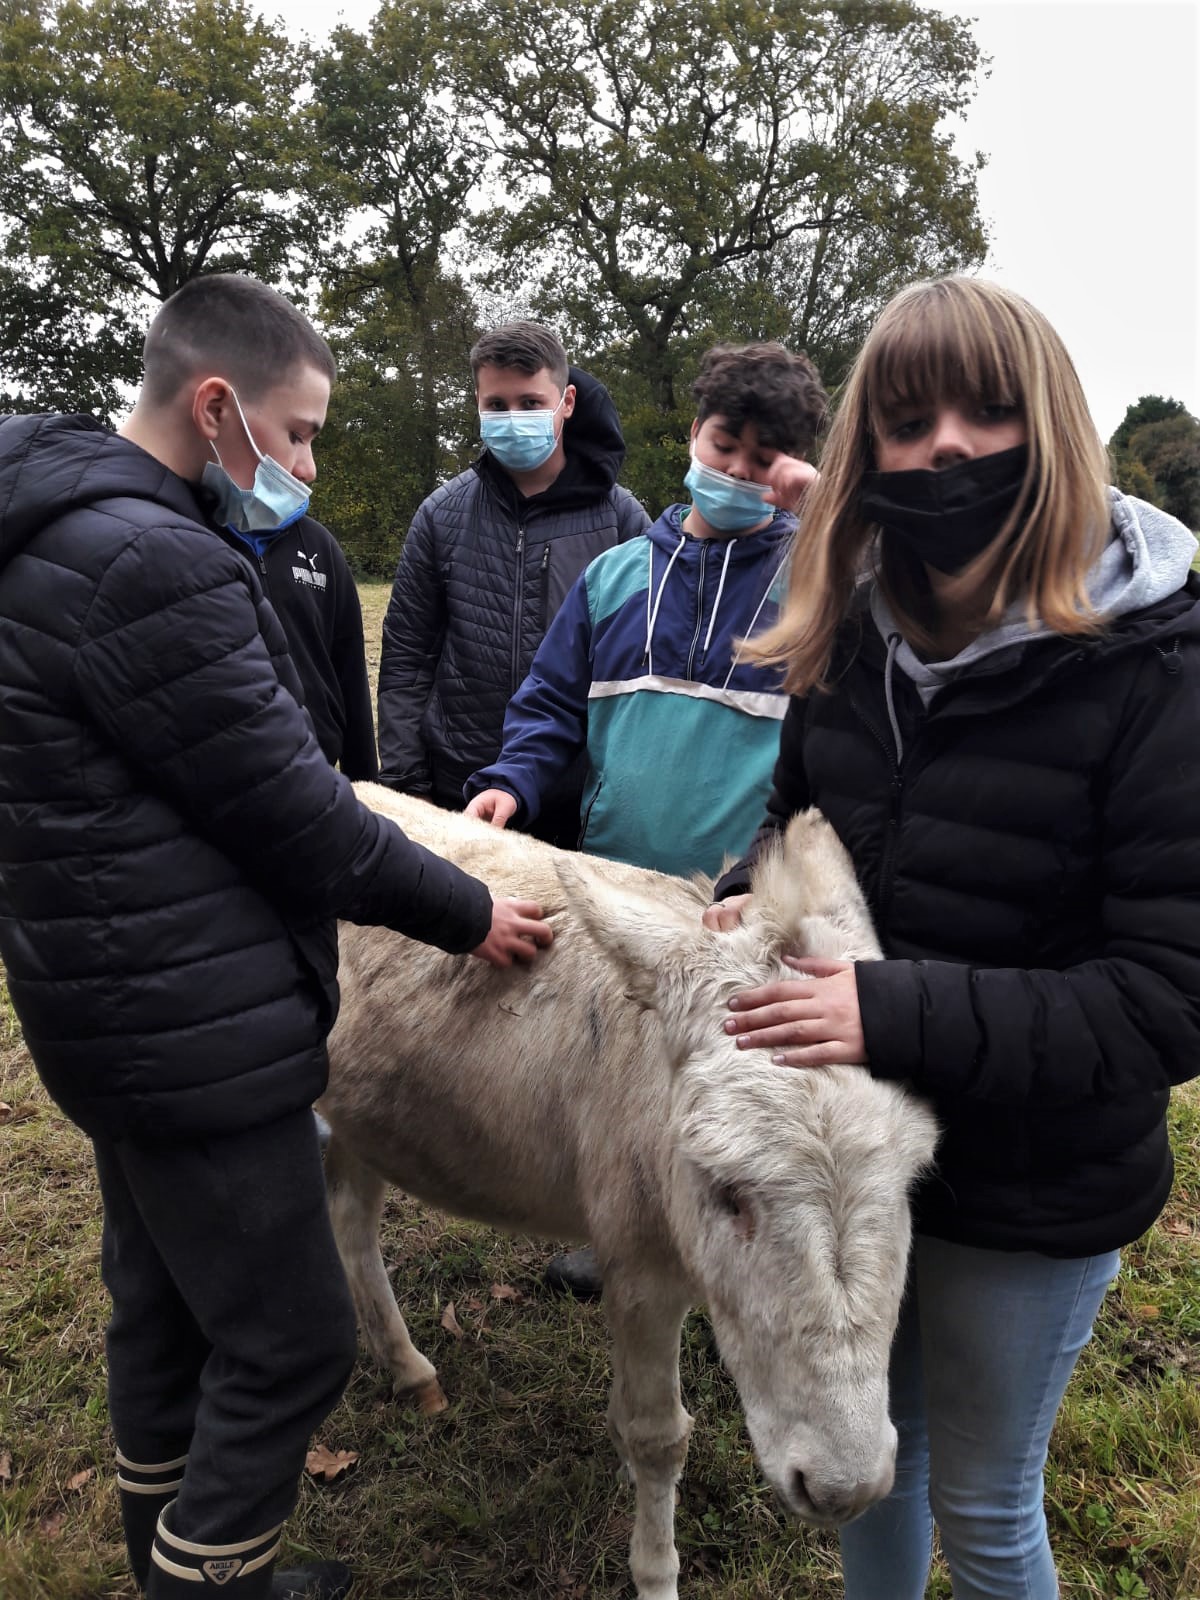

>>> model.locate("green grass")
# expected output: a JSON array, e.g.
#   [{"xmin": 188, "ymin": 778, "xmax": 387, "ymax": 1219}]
[
  {"xmin": 2, "ymin": 582, "xmax": 1198, "ymax": 1597},
  {"xmin": 2, "ymin": 1018, "xmax": 1198, "ymax": 1599}
]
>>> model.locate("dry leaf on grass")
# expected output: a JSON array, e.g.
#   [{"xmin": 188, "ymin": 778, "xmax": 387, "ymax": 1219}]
[
  {"xmin": 0, "ymin": 1100, "xmax": 40, "ymax": 1126},
  {"xmin": 1134, "ymin": 1303, "xmax": 1161, "ymax": 1320},
  {"xmin": 304, "ymin": 1444, "xmax": 359, "ymax": 1482},
  {"xmin": 66, "ymin": 1468, "xmax": 94, "ymax": 1492},
  {"xmin": 489, "ymin": 1282, "xmax": 523, "ymax": 1302},
  {"xmin": 440, "ymin": 1301, "xmax": 464, "ymax": 1339},
  {"xmin": 0, "ymin": 1449, "xmax": 12, "ymax": 1483},
  {"xmin": 39, "ymin": 1509, "xmax": 67, "ymax": 1540}
]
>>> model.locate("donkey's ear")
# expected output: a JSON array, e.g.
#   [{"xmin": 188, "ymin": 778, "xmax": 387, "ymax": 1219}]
[{"xmin": 555, "ymin": 857, "xmax": 704, "ymax": 1009}]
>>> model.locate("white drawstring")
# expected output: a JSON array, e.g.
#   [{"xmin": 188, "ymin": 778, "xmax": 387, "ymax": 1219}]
[
  {"xmin": 721, "ymin": 542, "xmax": 791, "ymax": 691},
  {"xmin": 883, "ymin": 631, "xmax": 904, "ymax": 765},
  {"xmin": 645, "ymin": 532, "xmax": 687, "ymax": 673},
  {"xmin": 702, "ymin": 536, "xmax": 736, "ymax": 655}
]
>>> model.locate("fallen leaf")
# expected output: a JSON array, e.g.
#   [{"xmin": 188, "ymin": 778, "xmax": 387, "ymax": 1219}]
[
  {"xmin": 1162, "ymin": 1218, "xmax": 1192, "ymax": 1237},
  {"xmin": 1134, "ymin": 1303, "xmax": 1161, "ymax": 1320},
  {"xmin": 463, "ymin": 1295, "xmax": 485, "ymax": 1313},
  {"xmin": 440, "ymin": 1301, "xmax": 464, "ymax": 1339},
  {"xmin": 39, "ymin": 1509, "xmax": 67, "ymax": 1540},
  {"xmin": 304, "ymin": 1444, "xmax": 359, "ymax": 1482},
  {"xmin": 0, "ymin": 1449, "xmax": 11, "ymax": 1482},
  {"xmin": 0, "ymin": 1101, "xmax": 40, "ymax": 1126},
  {"xmin": 489, "ymin": 1282, "xmax": 523, "ymax": 1302},
  {"xmin": 66, "ymin": 1468, "xmax": 93, "ymax": 1492}
]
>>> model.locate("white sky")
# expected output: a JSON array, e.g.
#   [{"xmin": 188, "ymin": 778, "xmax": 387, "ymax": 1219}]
[
  {"xmin": 919, "ymin": 0, "xmax": 1199, "ymax": 439},
  {"xmin": 286, "ymin": 0, "xmax": 1199, "ymax": 441}
]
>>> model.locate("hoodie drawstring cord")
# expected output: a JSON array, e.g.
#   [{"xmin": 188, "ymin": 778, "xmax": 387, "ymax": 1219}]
[
  {"xmin": 644, "ymin": 531, "xmax": 687, "ymax": 674},
  {"xmin": 721, "ymin": 542, "xmax": 791, "ymax": 693},
  {"xmin": 701, "ymin": 536, "xmax": 736, "ymax": 656},
  {"xmin": 883, "ymin": 631, "xmax": 904, "ymax": 766}
]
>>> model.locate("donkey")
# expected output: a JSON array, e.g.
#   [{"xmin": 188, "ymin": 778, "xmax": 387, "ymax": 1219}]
[{"xmin": 321, "ymin": 786, "xmax": 937, "ymax": 1600}]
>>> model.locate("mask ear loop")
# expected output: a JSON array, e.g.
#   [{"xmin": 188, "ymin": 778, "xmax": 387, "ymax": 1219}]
[{"xmin": 225, "ymin": 386, "xmax": 266, "ymax": 464}]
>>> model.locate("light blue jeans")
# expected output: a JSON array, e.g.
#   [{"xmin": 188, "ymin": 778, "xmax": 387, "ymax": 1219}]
[{"xmin": 839, "ymin": 1235, "xmax": 1120, "ymax": 1600}]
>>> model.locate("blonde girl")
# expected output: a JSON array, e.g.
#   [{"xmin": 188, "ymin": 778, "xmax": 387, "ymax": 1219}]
[{"xmin": 706, "ymin": 277, "xmax": 1200, "ymax": 1599}]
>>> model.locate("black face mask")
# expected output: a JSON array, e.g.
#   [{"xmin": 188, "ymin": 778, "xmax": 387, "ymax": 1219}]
[{"xmin": 860, "ymin": 444, "xmax": 1030, "ymax": 575}]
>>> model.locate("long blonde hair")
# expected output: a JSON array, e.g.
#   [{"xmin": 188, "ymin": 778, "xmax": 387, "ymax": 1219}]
[{"xmin": 752, "ymin": 277, "xmax": 1112, "ymax": 694}]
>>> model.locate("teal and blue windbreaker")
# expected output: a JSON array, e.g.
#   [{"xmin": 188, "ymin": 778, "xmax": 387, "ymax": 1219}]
[{"xmin": 465, "ymin": 504, "xmax": 794, "ymax": 877}]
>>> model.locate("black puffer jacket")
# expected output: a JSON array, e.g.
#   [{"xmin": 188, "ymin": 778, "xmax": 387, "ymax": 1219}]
[
  {"xmin": 0, "ymin": 414, "xmax": 492, "ymax": 1142},
  {"xmin": 377, "ymin": 366, "xmax": 648, "ymax": 816},
  {"xmin": 717, "ymin": 560, "xmax": 1200, "ymax": 1257},
  {"xmin": 218, "ymin": 515, "xmax": 378, "ymax": 779}
]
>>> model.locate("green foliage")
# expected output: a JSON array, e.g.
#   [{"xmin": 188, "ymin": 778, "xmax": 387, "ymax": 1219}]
[
  {"xmin": 0, "ymin": 0, "xmax": 311, "ymax": 418},
  {"xmin": 1109, "ymin": 396, "xmax": 1200, "ymax": 530},
  {"xmin": 302, "ymin": 0, "xmax": 484, "ymax": 570},
  {"xmin": 0, "ymin": 0, "xmax": 992, "ymax": 547},
  {"xmin": 448, "ymin": 0, "xmax": 987, "ymax": 409},
  {"xmin": 1109, "ymin": 395, "xmax": 1187, "ymax": 457}
]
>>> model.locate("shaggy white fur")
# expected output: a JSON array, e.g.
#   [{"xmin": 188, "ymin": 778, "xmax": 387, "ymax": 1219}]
[{"xmin": 321, "ymin": 788, "xmax": 938, "ymax": 1600}]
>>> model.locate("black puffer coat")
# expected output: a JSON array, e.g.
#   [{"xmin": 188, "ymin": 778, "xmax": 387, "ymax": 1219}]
[
  {"xmin": 217, "ymin": 515, "xmax": 379, "ymax": 780},
  {"xmin": 0, "ymin": 415, "xmax": 492, "ymax": 1142},
  {"xmin": 377, "ymin": 367, "xmax": 648, "ymax": 816},
  {"xmin": 716, "ymin": 573, "xmax": 1200, "ymax": 1257}
]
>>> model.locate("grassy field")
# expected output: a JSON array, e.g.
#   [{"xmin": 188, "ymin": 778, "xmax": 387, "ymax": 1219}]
[{"xmin": 1, "ymin": 580, "xmax": 1197, "ymax": 1599}]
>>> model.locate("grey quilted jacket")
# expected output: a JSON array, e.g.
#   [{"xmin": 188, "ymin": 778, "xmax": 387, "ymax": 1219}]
[{"xmin": 377, "ymin": 367, "xmax": 648, "ymax": 820}]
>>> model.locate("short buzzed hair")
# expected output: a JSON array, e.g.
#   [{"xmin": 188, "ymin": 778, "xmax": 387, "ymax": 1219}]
[
  {"xmin": 141, "ymin": 274, "xmax": 336, "ymax": 406},
  {"xmin": 469, "ymin": 321, "xmax": 569, "ymax": 390},
  {"xmin": 692, "ymin": 342, "xmax": 827, "ymax": 457}
]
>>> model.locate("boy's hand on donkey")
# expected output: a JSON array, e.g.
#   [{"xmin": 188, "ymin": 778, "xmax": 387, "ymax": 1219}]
[
  {"xmin": 466, "ymin": 789, "xmax": 519, "ymax": 827},
  {"xmin": 472, "ymin": 898, "xmax": 554, "ymax": 967}
]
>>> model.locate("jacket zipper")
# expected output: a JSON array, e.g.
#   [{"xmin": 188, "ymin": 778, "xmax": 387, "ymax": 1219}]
[
  {"xmin": 684, "ymin": 543, "xmax": 709, "ymax": 680},
  {"xmin": 539, "ymin": 545, "xmax": 551, "ymax": 627},
  {"xmin": 511, "ymin": 525, "xmax": 525, "ymax": 693},
  {"xmin": 846, "ymin": 683, "xmax": 905, "ymax": 928}
]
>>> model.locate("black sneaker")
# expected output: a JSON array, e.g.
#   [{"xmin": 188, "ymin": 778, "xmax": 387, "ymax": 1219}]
[
  {"xmin": 272, "ymin": 1562, "xmax": 353, "ymax": 1599},
  {"xmin": 543, "ymin": 1245, "xmax": 604, "ymax": 1299}
]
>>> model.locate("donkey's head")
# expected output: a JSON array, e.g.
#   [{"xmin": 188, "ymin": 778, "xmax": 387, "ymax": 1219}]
[{"xmin": 557, "ymin": 810, "xmax": 937, "ymax": 1526}]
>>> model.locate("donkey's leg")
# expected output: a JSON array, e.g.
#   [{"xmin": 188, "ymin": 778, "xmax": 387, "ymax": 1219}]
[
  {"xmin": 323, "ymin": 1134, "xmax": 446, "ymax": 1413},
  {"xmin": 603, "ymin": 1267, "xmax": 694, "ymax": 1600}
]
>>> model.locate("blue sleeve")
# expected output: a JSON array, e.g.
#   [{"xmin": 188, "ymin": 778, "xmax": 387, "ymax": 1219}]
[{"xmin": 464, "ymin": 570, "xmax": 595, "ymax": 820}]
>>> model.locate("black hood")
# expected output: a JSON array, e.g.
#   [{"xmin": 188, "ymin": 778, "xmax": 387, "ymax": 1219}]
[
  {"xmin": 474, "ymin": 364, "xmax": 629, "ymax": 513},
  {"xmin": 0, "ymin": 413, "xmax": 206, "ymax": 573}
]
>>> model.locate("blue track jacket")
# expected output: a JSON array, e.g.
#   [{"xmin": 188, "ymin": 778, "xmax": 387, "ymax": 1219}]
[{"xmin": 465, "ymin": 504, "xmax": 794, "ymax": 877}]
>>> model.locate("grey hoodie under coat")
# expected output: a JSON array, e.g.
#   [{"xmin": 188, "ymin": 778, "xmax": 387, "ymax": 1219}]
[
  {"xmin": 0, "ymin": 413, "xmax": 493, "ymax": 1142},
  {"xmin": 716, "ymin": 493, "xmax": 1200, "ymax": 1256}
]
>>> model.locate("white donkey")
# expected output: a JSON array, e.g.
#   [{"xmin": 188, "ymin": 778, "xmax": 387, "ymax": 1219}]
[{"xmin": 321, "ymin": 787, "xmax": 938, "ymax": 1600}]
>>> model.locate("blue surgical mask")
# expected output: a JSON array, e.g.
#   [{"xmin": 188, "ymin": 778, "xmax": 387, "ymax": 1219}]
[
  {"xmin": 201, "ymin": 387, "xmax": 311, "ymax": 535},
  {"xmin": 479, "ymin": 394, "xmax": 565, "ymax": 473},
  {"xmin": 684, "ymin": 452, "xmax": 775, "ymax": 533}
]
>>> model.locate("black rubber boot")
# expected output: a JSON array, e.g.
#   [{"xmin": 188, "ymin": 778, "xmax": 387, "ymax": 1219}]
[
  {"xmin": 543, "ymin": 1245, "xmax": 604, "ymax": 1299},
  {"xmin": 145, "ymin": 1503, "xmax": 277, "ymax": 1597},
  {"xmin": 115, "ymin": 1448, "xmax": 188, "ymax": 1589},
  {"xmin": 144, "ymin": 1502, "xmax": 352, "ymax": 1598}
]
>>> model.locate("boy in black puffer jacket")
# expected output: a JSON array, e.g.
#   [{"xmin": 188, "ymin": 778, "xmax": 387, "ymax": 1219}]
[{"xmin": 0, "ymin": 275, "xmax": 552, "ymax": 1599}]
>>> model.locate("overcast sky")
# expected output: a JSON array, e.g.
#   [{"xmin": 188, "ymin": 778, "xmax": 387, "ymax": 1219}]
[
  {"xmin": 918, "ymin": 0, "xmax": 1198, "ymax": 439},
  {"xmin": 290, "ymin": 0, "xmax": 1199, "ymax": 441}
]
